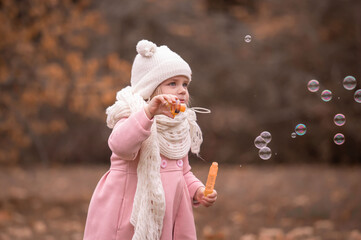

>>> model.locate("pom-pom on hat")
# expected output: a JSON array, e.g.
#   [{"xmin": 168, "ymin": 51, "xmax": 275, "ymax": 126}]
[{"xmin": 131, "ymin": 39, "xmax": 192, "ymax": 99}]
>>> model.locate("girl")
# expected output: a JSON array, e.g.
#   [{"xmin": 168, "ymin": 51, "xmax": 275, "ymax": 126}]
[{"xmin": 83, "ymin": 40, "xmax": 217, "ymax": 240}]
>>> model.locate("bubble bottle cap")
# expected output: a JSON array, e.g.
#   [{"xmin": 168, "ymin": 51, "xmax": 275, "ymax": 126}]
[{"xmin": 179, "ymin": 103, "xmax": 186, "ymax": 112}]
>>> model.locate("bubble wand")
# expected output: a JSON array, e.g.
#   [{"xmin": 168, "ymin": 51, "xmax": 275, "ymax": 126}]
[{"xmin": 204, "ymin": 162, "xmax": 218, "ymax": 197}]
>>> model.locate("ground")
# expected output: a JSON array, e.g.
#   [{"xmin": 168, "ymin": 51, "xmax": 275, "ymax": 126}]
[{"xmin": 0, "ymin": 164, "xmax": 360, "ymax": 240}]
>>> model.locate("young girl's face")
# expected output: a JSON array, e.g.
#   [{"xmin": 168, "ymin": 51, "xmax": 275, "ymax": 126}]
[{"xmin": 158, "ymin": 75, "xmax": 190, "ymax": 104}]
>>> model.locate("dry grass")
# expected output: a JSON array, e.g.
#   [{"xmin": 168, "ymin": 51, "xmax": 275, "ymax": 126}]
[{"xmin": 0, "ymin": 164, "xmax": 360, "ymax": 240}]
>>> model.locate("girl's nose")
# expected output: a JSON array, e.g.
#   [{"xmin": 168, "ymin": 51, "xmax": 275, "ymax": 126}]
[{"xmin": 178, "ymin": 86, "xmax": 186, "ymax": 94}]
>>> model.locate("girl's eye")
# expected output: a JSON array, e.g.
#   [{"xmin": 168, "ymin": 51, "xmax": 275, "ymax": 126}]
[
  {"xmin": 183, "ymin": 83, "xmax": 188, "ymax": 87},
  {"xmin": 168, "ymin": 82, "xmax": 176, "ymax": 86}
]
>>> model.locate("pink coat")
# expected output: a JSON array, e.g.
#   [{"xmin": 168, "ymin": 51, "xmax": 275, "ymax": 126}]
[{"xmin": 83, "ymin": 109, "xmax": 204, "ymax": 240}]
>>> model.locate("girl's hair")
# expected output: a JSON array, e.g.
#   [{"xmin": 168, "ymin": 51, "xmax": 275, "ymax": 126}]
[{"xmin": 150, "ymin": 86, "xmax": 163, "ymax": 100}]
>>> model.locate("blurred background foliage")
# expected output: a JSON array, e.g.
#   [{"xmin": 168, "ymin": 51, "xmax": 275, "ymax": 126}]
[{"xmin": 1, "ymin": 0, "xmax": 361, "ymax": 166}]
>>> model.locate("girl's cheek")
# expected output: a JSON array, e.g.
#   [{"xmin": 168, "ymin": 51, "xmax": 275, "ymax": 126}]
[{"xmin": 161, "ymin": 87, "xmax": 174, "ymax": 95}]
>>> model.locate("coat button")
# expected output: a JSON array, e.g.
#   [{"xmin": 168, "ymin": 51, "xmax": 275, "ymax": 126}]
[
  {"xmin": 176, "ymin": 160, "xmax": 183, "ymax": 168},
  {"xmin": 161, "ymin": 159, "xmax": 167, "ymax": 169}
]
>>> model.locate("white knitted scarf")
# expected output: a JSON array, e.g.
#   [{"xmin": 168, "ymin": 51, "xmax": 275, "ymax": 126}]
[{"xmin": 105, "ymin": 86, "xmax": 202, "ymax": 240}]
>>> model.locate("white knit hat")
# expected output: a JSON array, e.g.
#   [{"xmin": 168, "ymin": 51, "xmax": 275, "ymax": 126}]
[{"xmin": 131, "ymin": 39, "xmax": 192, "ymax": 99}]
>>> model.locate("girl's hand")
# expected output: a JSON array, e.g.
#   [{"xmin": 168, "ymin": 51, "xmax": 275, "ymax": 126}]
[
  {"xmin": 144, "ymin": 94, "xmax": 179, "ymax": 119},
  {"xmin": 194, "ymin": 187, "xmax": 217, "ymax": 207}
]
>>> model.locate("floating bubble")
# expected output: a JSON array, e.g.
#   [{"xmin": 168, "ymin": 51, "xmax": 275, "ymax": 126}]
[
  {"xmin": 307, "ymin": 80, "xmax": 320, "ymax": 92},
  {"xmin": 244, "ymin": 35, "xmax": 252, "ymax": 43},
  {"xmin": 260, "ymin": 131, "xmax": 272, "ymax": 143},
  {"xmin": 291, "ymin": 132, "xmax": 297, "ymax": 138},
  {"xmin": 321, "ymin": 90, "xmax": 332, "ymax": 102},
  {"xmin": 334, "ymin": 114, "xmax": 346, "ymax": 126},
  {"xmin": 334, "ymin": 133, "xmax": 345, "ymax": 145},
  {"xmin": 343, "ymin": 76, "xmax": 357, "ymax": 90},
  {"xmin": 254, "ymin": 136, "xmax": 267, "ymax": 149},
  {"xmin": 259, "ymin": 147, "xmax": 272, "ymax": 160},
  {"xmin": 355, "ymin": 89, "xmax": 361, "ymax": 103},
  {"xmin": 295, "ymin": 124, "xmax": 307, "ymax": 136}
]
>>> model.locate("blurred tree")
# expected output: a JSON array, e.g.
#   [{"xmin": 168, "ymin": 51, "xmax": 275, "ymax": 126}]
[
  {"xmin": 0, "ymin": 0, "xmax": 130, "ymax": 165},
  {"xmin": 1, "ymin": 0, "xmax": 360, "ymax": 166}
]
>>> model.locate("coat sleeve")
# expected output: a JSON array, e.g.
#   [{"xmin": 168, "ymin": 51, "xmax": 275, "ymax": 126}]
[
  {"xmin": 108, "ymin": 108, "xmax": 153, "ymax": 160},
  {"xmin": 183, "ymin": 156, "xmax": 205, "ymax": 207}
]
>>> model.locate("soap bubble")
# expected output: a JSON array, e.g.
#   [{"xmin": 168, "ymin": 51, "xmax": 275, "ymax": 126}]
[
  {"xmin": 291, "ymin": 132, "xmax": 297, "ymax": 138},
  {"xmin": 334, "ymin": 114, "xmax": 346, "ymax": 126},
  {"xmin": 355, "ymin": 89, "xmax": 361, "ymax": 103},
  {"xmin": 259, "ymin": 147, "xmax": 272, "ymax": 160},
  {"xmin": 343, "ymin": 76, "xmax": 357, "ymax": 90},
  {"xmin": 334, "ymin": 133, "xmax": 345, "ymax": 145},
  {"xmin": 321, "ymin": 90, "xmax": 332, "ymax": 102},
  {"xmin": 244, "ymin": 35, "xmax": 252, "ymax": 43},
  {"xmin": 260, "ymin": 131, "xmax": 272, "ymax": 143},
  {"xmin": 295, "ymin": 124, "xmax": 307, "ymax": 136},
  {"xmin": 307, "ymin": 80, "xmax": 320, "ymax": 92},
  {"xmin": 254, "ymin": 136, "xmax": 267, "ymax": 149}
]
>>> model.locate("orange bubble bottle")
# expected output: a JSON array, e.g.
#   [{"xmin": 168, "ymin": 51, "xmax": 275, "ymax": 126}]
[
  {"xmin": 204, "ymin": 162, "xmax": 218, "ymax": 197},
  {"xmin": 168, "ymin": 100, "xmax": 186, "ymax": 117}
]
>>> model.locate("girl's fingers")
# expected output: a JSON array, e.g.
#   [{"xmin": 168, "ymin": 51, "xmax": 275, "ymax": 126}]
[
  {"xmin": 154, "ymin": 94, "xmax": 178, "ymax": 105},
  {"xmin": 156, "ymin": 96, "xmax": 171, "ymax": 109},
  {"xmin": 201, "ymin": 194, "xmax": 217, "ymax": 207},
  {"xmin": 205, "ymin": 193, "xmax": 217, "ymax": 199},
  {"xmin": 163, "ymin": 94, "xmax": 178, "ymax": 103},
  {"xmin": 204, "ymin": 197, "xmax": 216, "ymax": 204},
  {"xmin": 206, "ymin": 190, "xmax": 217, "ymax": 198},
  {"xmin": 159, "ymin": 96, "xmax": 169, "ymax": 105},
  {"xmin": 150, "ymin": 94, "xmax": 179, "ymax": 118},
  {"xmin": 159, "ymin": 96, "xmax": 173, "ymax": 108},
  {"xmin": 152, "ymin": 95, "xmax": 166, "ymax": 107}
]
